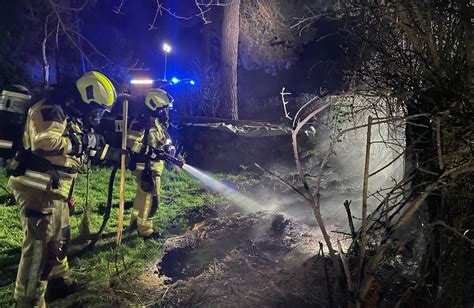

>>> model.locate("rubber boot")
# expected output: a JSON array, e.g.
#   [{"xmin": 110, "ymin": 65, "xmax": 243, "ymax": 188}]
[
  {"xmin": 141, "ymin": 231, "xmax": 163, "ymax": 240},
  {"xmin": 138, "ymin": 225, "xmax": 162, "ymax": 239},
  {"xmin": 45, "ymin": 276, "xmax": 86, "ymax": 302}
]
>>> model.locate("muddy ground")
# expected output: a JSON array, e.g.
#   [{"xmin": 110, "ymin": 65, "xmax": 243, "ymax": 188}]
[{"xmin": 144, "ymin": 205, "xmax": 350, "ymax": 307}]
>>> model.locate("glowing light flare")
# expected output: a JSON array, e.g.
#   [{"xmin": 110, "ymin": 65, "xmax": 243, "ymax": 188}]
[
  {"xmin": 163, "ymin": 43, "xmax": 172, "ymax": 53},
  {"xmin": 130, "ymin": 79, "xmax": 154, "ymax": 85},
  {"xmin": 169, "ymin": 77, "xmax": 196, "ymax": 85}
]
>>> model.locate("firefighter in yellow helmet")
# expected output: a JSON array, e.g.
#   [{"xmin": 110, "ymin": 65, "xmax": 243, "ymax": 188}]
[
  {"xmin": 127, "ymin": 88, "xmax": 176, "ymax": 239},
  {"xmin": 9, "ymin": 71, "xmax": 117, "ymax": 307}
]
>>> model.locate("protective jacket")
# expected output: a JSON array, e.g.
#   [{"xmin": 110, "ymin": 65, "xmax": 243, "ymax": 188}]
[
  {"xmin": 127, "ymin": 117, "xmax": 167, "ymax": 174},
  {"xmin": 9, "ymin": 100, "xmax": 83, "ymax": 201}
]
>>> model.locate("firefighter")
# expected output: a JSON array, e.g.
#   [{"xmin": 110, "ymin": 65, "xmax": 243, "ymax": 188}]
[
  {"xmin": 127, "ymin": 88, "xmax": 176, "ymax": 239},
  {"xmin": 9, "ymin": 71, "xmax": 117, "ymax": 307}
]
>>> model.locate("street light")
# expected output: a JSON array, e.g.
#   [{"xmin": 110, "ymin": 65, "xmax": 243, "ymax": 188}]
[{"xmin": 163, "ymin": 42, "xmax": 172, "ymax": 80}]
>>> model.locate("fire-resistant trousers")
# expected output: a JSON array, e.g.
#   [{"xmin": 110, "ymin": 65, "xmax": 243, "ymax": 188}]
[
  {"xmin": 11, "ymin": 182, "xmax": 71, "ymax": 308},
  {"xmin": 130, "ymin": 170, "xmax": 161, "ymax": 237}
]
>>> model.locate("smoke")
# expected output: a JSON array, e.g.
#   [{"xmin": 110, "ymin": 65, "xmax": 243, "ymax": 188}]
[
  {"xmin": 182, "ymin": 95, "xmax": 405, "ymax": 234},
  {"xmin": 295, "ymin": 95, "xmax": 406, "ymax": 229},
  {"xmin": 239, "ymin": 95, "xmax": 406, "ymax": 231}
]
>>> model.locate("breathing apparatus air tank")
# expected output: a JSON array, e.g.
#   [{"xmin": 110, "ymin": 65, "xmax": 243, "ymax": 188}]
[{"xmin": 0, "ymin": 85, "xmax": 32, "ymax": 165}]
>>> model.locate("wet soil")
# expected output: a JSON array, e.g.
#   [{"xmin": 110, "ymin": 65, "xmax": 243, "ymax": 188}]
[{"xmin": 150, "ymin": 205, "xmax": 349, "ymax": 307}]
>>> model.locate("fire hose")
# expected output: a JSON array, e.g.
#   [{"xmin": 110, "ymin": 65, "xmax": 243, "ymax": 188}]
[
  {"xmin": 86, "ymin": 165, "xmax": 118, "ymax": 250},
  {"xmin": 86, "ymin": 146, "xmax": 184, "ymax": 250}
]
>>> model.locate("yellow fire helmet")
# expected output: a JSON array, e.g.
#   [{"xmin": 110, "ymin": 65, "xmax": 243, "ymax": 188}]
[
  {"xmin": 76, "ymin": 71, "xmax": 117, "ymax": 111},
  {"xmin": 145, "ymin": 88, "xmax": 173, "ymax": 111}
]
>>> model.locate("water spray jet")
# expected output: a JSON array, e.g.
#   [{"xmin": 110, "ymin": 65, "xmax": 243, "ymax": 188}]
[
  {"xmin": 161, "ymin": 152, "xmax": 264, "ymax": 212},
  {"xmin": 180, "ymin": 165, "xmax": 263, "ymax": 212}
]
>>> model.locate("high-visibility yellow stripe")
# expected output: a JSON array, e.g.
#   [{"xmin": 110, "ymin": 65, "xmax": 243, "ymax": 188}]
[
  {"xmin": 100, "ymin": 144, "xmax": 109, "ymax": 160},
  {"xmin": 62, "ymin": 138, "xmax": 69, "ymax": 154},
  {"xmin": 131, "ymin": 144, "xmax": 143, "ymax": 153},
  {"xmin": 143, "ymin": 194, "xmax": 151, "ymax": 214},
  {"xmin": 136, "ymin": 163, "xmax": 145, "ymax": 171},
  {"xmin": 58, "ymin": 180, "xmax": 72, "ymax": 196},
  {"xmin": 137, "ymin": 217, "xmax": 153, "ymax": 227}
]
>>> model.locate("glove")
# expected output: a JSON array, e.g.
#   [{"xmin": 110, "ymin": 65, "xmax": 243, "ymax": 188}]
[
  {"xmin": 86, "ymin": 133, "xmax": 105, "ymax": 150},
  {"xmin": 93, "ymin": 144, "xmax": 130, "ymax": 166},
  {"xmin": 164, "ymin": 144, "xmax": 176, "ymax": 157},
  {"xmin": 70, "ymin": 132, "xmax": 106, "ymax": 156},
  {"xmin": 141, "ymin": 145, "xmax": 165, "ymax": 161},
  {"xmin": 149, "ymin": 148, "xmax": 167, "ymax": 161},
  {"xmin": 69, "ymin": 132, "xmax": 88, "ymax": 156}
]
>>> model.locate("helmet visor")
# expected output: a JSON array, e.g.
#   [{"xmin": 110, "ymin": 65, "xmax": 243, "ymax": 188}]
[{"xmin": 86, "ymin": 107, "xmax": 106, "ymax": 127}]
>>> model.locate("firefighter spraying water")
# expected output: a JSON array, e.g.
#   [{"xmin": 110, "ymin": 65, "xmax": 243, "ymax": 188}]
[
  {"xmin": 0, "ymin": 74, "xmax": 259, "ymax": 307},
  {"xmin": 121, "ymin": 83, "xmax": 259, "ymax": 216}
]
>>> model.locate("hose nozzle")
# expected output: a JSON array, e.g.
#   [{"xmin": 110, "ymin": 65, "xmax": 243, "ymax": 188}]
[{"xmin": 165, "ymin": 154, "xmax": 185, "ymax": 168}]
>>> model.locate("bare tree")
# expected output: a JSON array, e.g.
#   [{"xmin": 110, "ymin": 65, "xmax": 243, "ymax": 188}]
[
  {"xmin": 239, "ymin": 0, "xmax": 335, "ymax": 75},
  {"xmin": 220, "ymin": 0, "xmax": 240, "ymax": 120},
  {"xmin": 23, "ymin": 0, "xmax": 146, "ymax": 87}
]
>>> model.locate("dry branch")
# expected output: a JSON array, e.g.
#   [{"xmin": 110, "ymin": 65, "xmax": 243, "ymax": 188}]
[
  {"xmin": 358, "ymin": 160, "xmax": 474, "ymax": 302},
  {"xmin": 48, "ymin": 0, "xmax": 146, "ymax": 71},
  {"xmin": 254, "ymin": 163, "xmax": 309, "ymax": 202},
  {"xmin": 291, "ymin": 97, "xmax": 340, "ymax": 275},
  {"xmin": 338, "ymin": 239, "xmax": 354, "ymax": 293},
  {"xmin": 343, "ymin": 200, "xmax": 356, "ymax": 238},
  {"xmin": 280, "ymin": 87, "xmax": 293, "ymax": 120},
  {"xmin": 359, "ymin": 116, "xmax": 372, "ymax": 277}
]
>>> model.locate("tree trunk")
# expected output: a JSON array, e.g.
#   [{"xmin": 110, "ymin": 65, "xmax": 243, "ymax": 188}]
[
  {"xmin": 42, "ymin": 23, "xmax": 50, "ymax": 87},
  {"xmin": 203, "ymin": 24, "xmax": 212, "ymax": 67},
  {"xmin": 461, "ymin": 0, "xmax": 474, "ymax": 104},
  {"xmin": 221, "ymin": 0, "xmax": 240, "ymax": 120},
  {"xmin": 54, "ymin": 20, "xmax": 60, "ymax": 83},
  {"xmin": 42, "ymin": 38, "xmax": 50, "ymax": 87}
]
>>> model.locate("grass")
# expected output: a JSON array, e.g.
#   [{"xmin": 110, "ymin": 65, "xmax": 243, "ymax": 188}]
[{"xmin": 0, "ymin": 165, "xmax": 222, "ymax": 306}]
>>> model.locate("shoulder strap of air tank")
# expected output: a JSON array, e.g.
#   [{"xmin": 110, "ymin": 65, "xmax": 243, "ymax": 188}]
[{"xmin": 144, "ymin": 116, "xmax": 151, "ymax": 169}]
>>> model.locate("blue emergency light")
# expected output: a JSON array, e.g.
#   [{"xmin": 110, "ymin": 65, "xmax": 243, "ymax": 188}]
[{"xmin": 171, "ymin": 77, "xmax": 180, "ymax": 84}]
